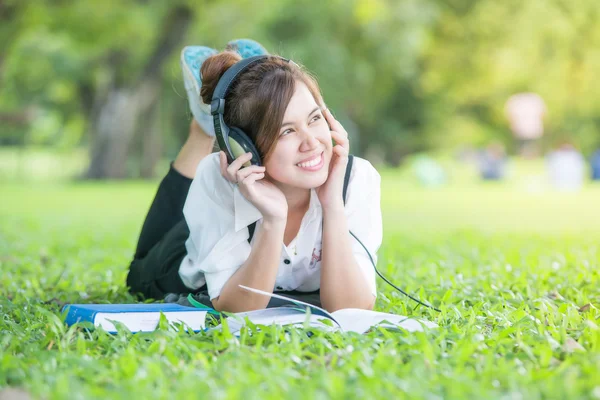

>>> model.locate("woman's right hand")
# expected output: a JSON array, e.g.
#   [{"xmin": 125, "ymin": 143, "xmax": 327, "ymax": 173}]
[{"xmin": 219, "ymin": 151, "xmax": 288, "ymax": 222}]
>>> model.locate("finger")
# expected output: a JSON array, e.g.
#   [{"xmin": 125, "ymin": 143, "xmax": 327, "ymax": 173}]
[
  {"xmin": 333, "ymin": 144, "xmax": 349, "ymax": 157},
  {"xmin": 324, "ymin": 108, "xmax": 344, "ymax": 133},
  {"xmin": 330, "ymin": 129, "xmax": 349, "ymax": 143},
  {"xmin": 236, "ymin": 165, "xmax": 266, "ymax": 182},
  {"xmin": 219, "ymin": 151, "xmax": 228, "ymax": 178},
  {"xmin": 330, "ymin": 130, "xmax": 350, "ymax": 150},
  {"xmin": 330, "ymin": 146, "xmax": 348, "ymax": 162},
  {"xmin": 329, "ymin": 125, "xmax": 348, "ymax": 138},
  {"xmin": 229, "ymin": 152, "xmax": 253, "ymax": 170},
  {"xmin": 227, "ymin": 152, "xmax": 253, "ymax": 179},
  {"xmin": 241, "ymin": 172, "xmax": 265, "ymax": 186}
]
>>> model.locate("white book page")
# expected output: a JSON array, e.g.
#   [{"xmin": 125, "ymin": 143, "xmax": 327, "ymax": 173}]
[
  {"xmin": 331, "ymin": 308, "xmax": 438, "ymax": 334},
  {"xmin": 94, "ymin": 311, "xmax": 207, "ymax": 333},
  {"xmin": 227, "ymin": 307, "xmax": 306, "ymax": 331},
  {"xmin": 238, "ymin": 285, "xmax": 340, "ymax": 327},
  {"xmin": 225, "ymin": 307, "xmax": 336, "ymax": 334},
  {"xmin": 234, "ymin": 286, "xmax": 437, "ymax": 335}
]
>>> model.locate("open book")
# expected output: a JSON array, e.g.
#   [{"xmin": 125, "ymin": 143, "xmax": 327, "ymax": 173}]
[{"xmin": 222, "ymin": 285, "xmax": 438, "ymax": 335}]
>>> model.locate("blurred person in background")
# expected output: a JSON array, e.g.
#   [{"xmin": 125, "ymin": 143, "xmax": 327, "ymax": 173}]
[
  {"xmin": 591, "ymin": 148, "xmax": 600, "ymax": 181},
  {"xmin": 505, "ymin": 93, "xmax": 546, "ymax": 158},
  {"xmin": 478, "ymin": 142, "xmax": 507, "ymax": 181},
  {"xmin": 412, "ymin": 155, "xmax": 446, "ymax": 187},
  {"xmin": 546, "ymin": 141, "xmax": 586, "ymax": 191}
]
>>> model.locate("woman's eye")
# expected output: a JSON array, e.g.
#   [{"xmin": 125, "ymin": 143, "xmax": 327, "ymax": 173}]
[
  {"xmin": 310, "ymin": 114, "xmax": 322, "ymax": 123},
  {"xmin": 280, "ymin": 129, "xmax": 293, "ymax": 137}
]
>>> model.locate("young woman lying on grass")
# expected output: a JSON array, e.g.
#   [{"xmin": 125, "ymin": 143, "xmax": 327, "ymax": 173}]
[{"xmin": 126, "ymin": 41, "xmax": 382, "ymax": 313}]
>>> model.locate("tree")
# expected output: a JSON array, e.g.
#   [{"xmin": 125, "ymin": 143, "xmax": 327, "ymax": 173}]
[
  {"xmin": 85, "ymin": 5, "xmax": 192, "ymax": 178},
  {"xmin": 3, "ymin": 0, "xmax": 599, "ymax": 178}
]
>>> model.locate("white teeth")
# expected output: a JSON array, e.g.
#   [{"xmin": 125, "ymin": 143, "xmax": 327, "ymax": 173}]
[{"xmin": 297, "ymin": 154, "xmax": 322, "ymax": 168}]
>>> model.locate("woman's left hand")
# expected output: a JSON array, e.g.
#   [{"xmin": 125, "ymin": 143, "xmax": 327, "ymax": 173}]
[{"xmin": 316, "ymin": 108, "xmax": 350, "ymax": 211}]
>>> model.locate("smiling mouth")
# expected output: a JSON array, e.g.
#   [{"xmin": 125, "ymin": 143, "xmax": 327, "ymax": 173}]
[{"xmin": 296, "ymin": 152, "xmax": 324, "ymax": 171}]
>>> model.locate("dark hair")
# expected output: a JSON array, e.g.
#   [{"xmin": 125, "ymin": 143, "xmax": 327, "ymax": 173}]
[{"xmin": 200, "ymin": 51, "xmax": 323, "ymax": 161}]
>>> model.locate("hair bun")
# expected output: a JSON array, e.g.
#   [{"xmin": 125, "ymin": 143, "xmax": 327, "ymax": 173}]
[{"xmin": 200, "ymin": 51, "xmax": 242, "ymax": 104}]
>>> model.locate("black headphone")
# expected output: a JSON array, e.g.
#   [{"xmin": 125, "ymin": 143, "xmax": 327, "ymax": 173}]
[{"xmin": 210, "ymin": 55, "xmax": 294, "ymax": 168}]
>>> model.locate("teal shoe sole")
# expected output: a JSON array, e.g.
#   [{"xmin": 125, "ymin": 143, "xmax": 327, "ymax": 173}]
[{"xmin": 226, "ymin": 39, "xmax": 269, "ymax": 58}]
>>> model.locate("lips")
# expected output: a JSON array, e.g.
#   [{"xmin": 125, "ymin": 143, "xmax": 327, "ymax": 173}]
[
  {"xmin": 296, "ymin": 152, "xmax": 323, "ymax": 165},
  {"xmin": 296, "ymin": 152, "xmax": 324, "ymax": 171}
]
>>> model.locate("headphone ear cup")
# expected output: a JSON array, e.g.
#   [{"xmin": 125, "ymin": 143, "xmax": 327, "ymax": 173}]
[{"xmin": 228, "ymin": 127, "xmax": 262, "ymax": 167}]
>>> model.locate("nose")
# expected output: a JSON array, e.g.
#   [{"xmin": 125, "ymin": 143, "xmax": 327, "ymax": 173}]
[{"xmin": 298, "ymin": 127, "xmax": 320, "ymax": 151}]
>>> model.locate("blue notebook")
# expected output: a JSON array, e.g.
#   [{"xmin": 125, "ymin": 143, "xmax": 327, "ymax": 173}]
[{"xmin": 61, "ymin": 303, "xmax": 214, "ymax": 334}]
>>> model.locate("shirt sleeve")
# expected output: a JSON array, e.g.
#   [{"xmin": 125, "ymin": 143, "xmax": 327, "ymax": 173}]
[
  {"xmin": 343, "ymin": 157, "xmax": 382, "ymax": 297},
  {"xmin": 178, "ymin": 154, "xmax": 252, "ymax": 300}
]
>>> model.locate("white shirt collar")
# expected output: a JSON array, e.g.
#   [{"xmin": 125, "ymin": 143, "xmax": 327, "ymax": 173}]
[{"xmin": 233, "ymin": 186, "xmax": 322, "ymax": 233}]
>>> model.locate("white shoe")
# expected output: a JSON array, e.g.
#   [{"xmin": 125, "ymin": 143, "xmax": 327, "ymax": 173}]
[
  {"xmin": 180, "ymin": 40, "xmax": 268, "ymax": 136},
  {"xmin": 180, "ymin": 46, "xmax": 218, "ymax": 136}
]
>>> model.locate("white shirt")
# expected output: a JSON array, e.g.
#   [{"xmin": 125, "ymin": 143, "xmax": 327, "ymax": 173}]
[{"xmin": 178, "ymin": 152, "xmax": 382, "ymax": 300}]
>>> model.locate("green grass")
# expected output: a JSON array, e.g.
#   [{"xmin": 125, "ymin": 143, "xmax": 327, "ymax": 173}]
[{"xmin": 1, "ymin": 171, "xmax": 600, "ymax": 399}]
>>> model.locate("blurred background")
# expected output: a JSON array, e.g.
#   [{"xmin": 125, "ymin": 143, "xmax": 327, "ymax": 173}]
[{"xmin": 1, "ymin": 0, "xmax": 599, "ymax": 189}]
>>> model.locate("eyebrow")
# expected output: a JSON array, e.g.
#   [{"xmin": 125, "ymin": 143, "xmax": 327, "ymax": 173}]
[{"xmin": 281, "ymin": 106, "xmax": 321, "ymax": 128}]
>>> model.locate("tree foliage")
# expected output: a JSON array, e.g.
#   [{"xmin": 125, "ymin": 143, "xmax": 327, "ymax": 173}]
[{"xmin": 1, "ymin": 0, "xmax": 599, "ymax": 177}]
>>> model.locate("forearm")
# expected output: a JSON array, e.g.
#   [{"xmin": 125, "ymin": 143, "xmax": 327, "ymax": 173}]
[
  {"xmin": 212, "ymin": 219, "xmax": 285, "ymax": 312},
  {"xmin": 320, "ymin": 206, "xmax": 375, "ymax": 312}
]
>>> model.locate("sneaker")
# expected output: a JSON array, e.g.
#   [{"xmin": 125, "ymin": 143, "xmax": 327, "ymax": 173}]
[
  {"xmin": 181, "ymin": 40, "xmax": 268, "ymax": 136},
  {"xmin": 225, "ymin": 38, "xmax": 269, "ymax": 58},
  {"xmin": 181, "ymin": 46, "xmax": 218, "ymax": 136}
]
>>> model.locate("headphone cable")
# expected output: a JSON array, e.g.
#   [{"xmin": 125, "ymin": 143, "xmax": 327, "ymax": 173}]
[{"xmin": 349, "ymin": 230, "xmax": 441, "ymax": 313}]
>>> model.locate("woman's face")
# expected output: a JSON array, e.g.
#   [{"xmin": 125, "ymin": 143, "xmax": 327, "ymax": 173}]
[{"xmin": 264, "ymin": 81, "xmax": 332, "ymax": 191}]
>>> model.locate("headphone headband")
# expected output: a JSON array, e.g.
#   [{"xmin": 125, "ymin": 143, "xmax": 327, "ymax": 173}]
[{"xmin": 210, "ymin": 55, "xmax": 269, "ymax": 115}]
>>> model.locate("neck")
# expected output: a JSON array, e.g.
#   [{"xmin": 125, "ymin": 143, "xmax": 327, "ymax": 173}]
[
  {"xmin": 275, "ymin": 182, "xmax": 311, "ymax": 215},
  {"xmin": 286, "ymin": 189, "xmax": 311, "ymax": 215}
]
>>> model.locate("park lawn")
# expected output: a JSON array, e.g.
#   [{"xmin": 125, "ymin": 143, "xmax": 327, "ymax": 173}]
[{"xmin": 1, "ymin": 173, "xmax": 600, "ymax": 399}]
